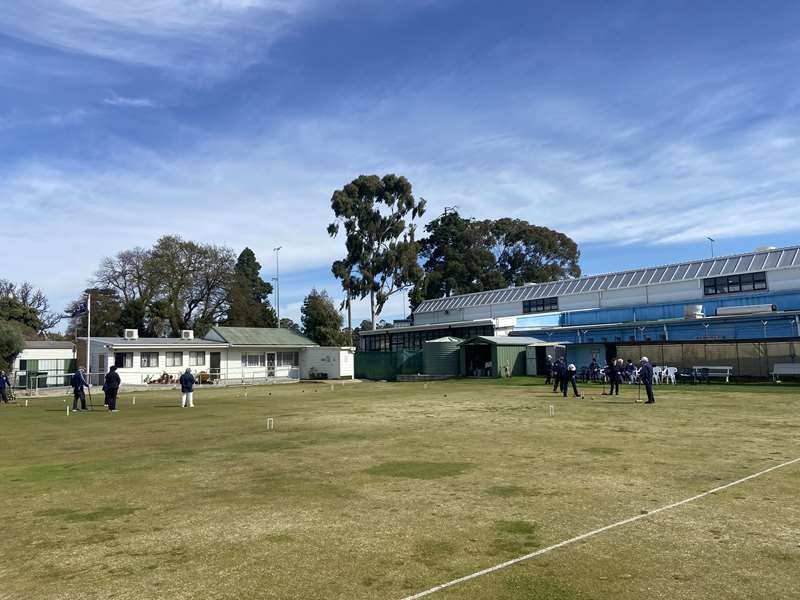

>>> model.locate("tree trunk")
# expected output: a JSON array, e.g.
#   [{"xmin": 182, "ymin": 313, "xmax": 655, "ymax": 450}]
[{"xmin": 370, "ymin": 290, "xmax": 376, "ymax": 330}]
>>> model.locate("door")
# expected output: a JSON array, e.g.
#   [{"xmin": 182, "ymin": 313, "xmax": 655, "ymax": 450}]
[
  {"xmin": 210, "ymin": 352, "xmax": 221, "ymax": 380},
  {"xmin": 267, "ymin": 353, "xmax": 276, "ymax": 377}
]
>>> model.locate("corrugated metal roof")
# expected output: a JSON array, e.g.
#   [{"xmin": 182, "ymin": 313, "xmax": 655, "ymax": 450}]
[
  {"xmin": 88, "ymin": 337, "xmax": 225, "ymax": 347},
  {"xmin": 209, "ymin": 326, "xmax": 317, "ymax": 347},
  {"xmin": 460, "ymin": 336, "xmax": 551, "ymax": 346},
  {"xmin": 23, "ymin": 341, "xmax": 74, "ymax": 349},
  {"xmin": 415, "ymin": 244, "xmax": 800, "ymax": 314},
  {"xmin": 425, "ymin": 336, "xmax": 463, "ymax": 343}
]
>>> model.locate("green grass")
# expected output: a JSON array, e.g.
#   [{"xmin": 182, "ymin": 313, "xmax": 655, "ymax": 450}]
[{"xmin": 1, "ymin": 378, "xmax": 799, "ymax": 599}]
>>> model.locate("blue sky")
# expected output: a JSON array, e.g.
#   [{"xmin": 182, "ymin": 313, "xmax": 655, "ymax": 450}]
[{"xmin": 2, "ymin": 1, "xmax": 799, "ymax": 329}]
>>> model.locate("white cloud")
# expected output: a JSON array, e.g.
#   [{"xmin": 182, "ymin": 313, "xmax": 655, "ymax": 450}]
[
  {"xmin": 0, "ymin": 0, "xmax": 325, "ymax": 76},
  {"xmin": 103, "ymin": 92, "xmax": 157, "ymax": 108}
]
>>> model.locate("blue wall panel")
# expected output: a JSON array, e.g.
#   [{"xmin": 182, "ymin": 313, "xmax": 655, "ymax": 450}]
[
  {"xmin": 560, "ymin": 291, "xmax": 800, "ymax": 328},
  {"xmin": 518, "ymin": 313, "xmax": 800, "ymax": 344}
]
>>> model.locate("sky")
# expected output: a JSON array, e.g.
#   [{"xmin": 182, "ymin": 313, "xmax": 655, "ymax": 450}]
[{"xmin": 2, "ymin": 0, "xmax": 800, "ymax": 330}]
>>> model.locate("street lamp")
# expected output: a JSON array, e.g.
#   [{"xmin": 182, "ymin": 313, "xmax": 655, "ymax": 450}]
[
  {"xmin": 707, "ymin": 237, "xmax": 715, "ymax": 258},
  {"xmin": 273, "ymin": 246, "xmax": 282, "ymax": 327}
]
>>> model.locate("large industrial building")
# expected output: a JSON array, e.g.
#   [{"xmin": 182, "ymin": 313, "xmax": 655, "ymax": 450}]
[{"xmin": 360, "ymin": 245, "xmax": 800, "ymax": 378}]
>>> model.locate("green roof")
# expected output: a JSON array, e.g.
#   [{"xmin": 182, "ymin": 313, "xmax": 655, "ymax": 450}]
[
  {"xmin": 460, "ymin": 336, "xmax": 551, "ymax": 346},
  {"xmin": 207, "ymin": 326, "xmax": 317, "ymax": 347}
]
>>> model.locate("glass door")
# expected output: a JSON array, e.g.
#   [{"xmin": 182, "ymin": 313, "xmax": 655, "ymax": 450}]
[{"xmin": 267, "ymin": 353, "xmax": 276, "ymax": 377}]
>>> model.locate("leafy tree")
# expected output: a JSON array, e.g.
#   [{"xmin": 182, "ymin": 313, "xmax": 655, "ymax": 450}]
[
  {"xmin": 0, "ymin": 320, "xmax": 25, "ymax": 372},
  {"xmin": 412, "ymin": 214, "xmax": 581, "ymax": 307},
  {"xmin": 410, "ymin": 211, "xmax": 505, "ymax": 308},
  {"xmin": 490, "ymin": 218, "xmax": 581, "ymax": 285},
  {"xmin": 226, "ymin": 248, "xmax": 277, "ymax": 327},
  {"xmin": 0, "ymin": 279, "xmax": 61, "ymax": 333},
  {"xmin": 65, "ymin": 288, "xmax": 124, "ymax": 338},
  {"xmin": 118, "ymin": 298, "xmax": 147, "ymax": 334},
  {"xmin": 92, "ymin": 236, "xmax": 235, "ymax": 336},
  {"xmin": 148, "ymin": 235, "xmax": 235, "ymax": 335},
  {"xmin": 279, "ymin": 317, "xmax": 302, "ymax": 334},
  {"xmin": 301, "ymin": 289, "xmax": 345, "ymax": 346},
  {"xmin": 328, "ymin": 174, "xmax": 426, "ymax": 328}
]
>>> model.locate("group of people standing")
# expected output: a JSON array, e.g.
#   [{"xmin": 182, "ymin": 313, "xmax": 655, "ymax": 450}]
[
  {"xmin": 70, "ymin": 366, "xmax": 120, "ymax": 412},
  {"xmin": 544, "ymin": 355, "xmax": 656, "ymax": 404},
  {"xmin": 546, "ymin": 356, "xmax": 583, "ymax": 398},
  {"xmin": 69, "ymin": 366, "xmax": 196, "ymax": 412}
]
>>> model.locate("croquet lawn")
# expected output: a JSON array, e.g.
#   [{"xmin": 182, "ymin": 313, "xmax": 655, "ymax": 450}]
[{"xmin": 1, "ymin": 379, "xmax": 799, "ymax": 599}]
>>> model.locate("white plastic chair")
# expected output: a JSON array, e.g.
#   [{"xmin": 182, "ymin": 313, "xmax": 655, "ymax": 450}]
[
  {"xmin": 652, "ymin": 366, "xmax": 663, "ymax": 384},
  {"xmin": 664, "ymin": 367, "xmax": 677, "ymax": 384}
]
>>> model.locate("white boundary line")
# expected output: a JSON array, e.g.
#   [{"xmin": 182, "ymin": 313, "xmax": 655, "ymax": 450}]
[{"xmin": 401, "ymin": 456, "xmax": 800, "ymax": 600}]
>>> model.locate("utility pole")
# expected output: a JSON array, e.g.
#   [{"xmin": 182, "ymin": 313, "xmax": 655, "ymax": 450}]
[{"xmin": 273, "ymin": 246, "xmax": 282, "ymax": 327}]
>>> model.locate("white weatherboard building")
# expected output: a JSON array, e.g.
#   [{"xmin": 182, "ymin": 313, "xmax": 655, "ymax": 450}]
[
  {"xmin": 12, "ymin": 341, "xmax": 76, "ymax": 388},
  {"xmin": 81, "ymin": 326, "xmax": 353, "ymax": 386}
]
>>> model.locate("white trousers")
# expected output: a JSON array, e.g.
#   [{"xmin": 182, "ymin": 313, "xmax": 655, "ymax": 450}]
[{"xmin": 181, "ymin": 392, "xmax": 194, "ymax": 407}]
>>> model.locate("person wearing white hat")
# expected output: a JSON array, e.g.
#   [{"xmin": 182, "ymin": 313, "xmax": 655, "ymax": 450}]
[
  {"xmin": 640, "ymin": 357, "xmax": 655, "ymax": 404},
  {"xmin": 564, "ymin": 363, "xmax": 582, "ymax": 398}
]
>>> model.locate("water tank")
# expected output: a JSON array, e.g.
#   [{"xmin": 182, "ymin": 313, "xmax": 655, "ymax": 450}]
[
  {"xmin": 683, "ymin": 304, "xmax": 704, "ymax": 319},
  {"xmin": 423, "ymin": 337, "xmax": 463, "ymax": 377}
]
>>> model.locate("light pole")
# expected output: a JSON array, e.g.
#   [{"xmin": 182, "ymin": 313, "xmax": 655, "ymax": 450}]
[
  {"xmin": 707, "ymin": 237, "xmax": 715, "ymax": 258},
  {"xmin": 273, "ymin": 246, "xmax": 282, "ymax": 327}
]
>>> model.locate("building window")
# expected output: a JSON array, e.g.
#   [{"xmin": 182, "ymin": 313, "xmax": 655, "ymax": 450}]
[
  {"xmin": 140, "ymin": 352, "xmax": 159, "ymax": 368},
  {"xmin": 114, "ymin": 352, "xmax": 133, "ymax": 369},
  {"xmin": 523, "ymin": 297, "xmax": 559, "ymax": 313},
  {"xmin": 704, "ymin": 272, "xmax": 767, "ymax": 296},
  {"xmin": 189, "ymin": 351, "xmax": 205, "ymax": 366},
  {"xmin": 166, "ymin": 352, "xmax": 183, "ymax": 367},
  {"xmin": 241, "ymin": 353, "xmax": 265, "ymax": 367},
  {"xmin": 277, "ymin": 352, "xmax": 299, "ymax": 367}
]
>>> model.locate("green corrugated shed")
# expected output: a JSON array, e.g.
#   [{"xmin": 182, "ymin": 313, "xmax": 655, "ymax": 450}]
[
  {"xmin": 459, "ymin": 336, "xmax": 548, "ymax": 378},
  {"xmin": 355, "ymin": 350, "xmax": 423, "ymax": 380},
  {"xmin": 423, "ymin": 337, "xmax": 462, "ymax": 376},
  {"xmin": 207, "ymin": 326, "xmax": 317, "ymax": 346}
]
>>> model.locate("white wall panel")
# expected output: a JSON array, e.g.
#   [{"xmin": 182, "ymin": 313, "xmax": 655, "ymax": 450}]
[{"xmin": 767, "ymin": 267, "xmax": 800, "ymax": 292}]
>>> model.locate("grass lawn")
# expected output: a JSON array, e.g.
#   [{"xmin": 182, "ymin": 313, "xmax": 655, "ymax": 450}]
[{"xmin": 1, "ymin": 379, "xmax": 799, "ymax": 599}]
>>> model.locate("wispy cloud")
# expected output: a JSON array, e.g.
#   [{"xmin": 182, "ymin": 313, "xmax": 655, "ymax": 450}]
[
  {"xmin": 103, "ymin": 92, "xmax": 157, "ymax": 108},
  {"xmin": 0, "ymin": 0, "xmax": 325, "ymax": 76}
]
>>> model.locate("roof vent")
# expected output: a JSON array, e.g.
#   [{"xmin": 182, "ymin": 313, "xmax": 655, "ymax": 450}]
[
  {"xmin": 124, "ymin": 329, "xmax": 139, "ymax": 340},
  {"xmin": 181, "ymin": 330, "xmax": 194, "ymax": 340}
]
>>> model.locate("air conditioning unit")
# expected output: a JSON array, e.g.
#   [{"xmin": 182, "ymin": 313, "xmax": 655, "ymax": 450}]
[
  {"xmin": 181, "ymin": 330, "xmax": 194, "ymax": 340},
  {"xmin": 124, "ymin": 329, "xmax": 139, "ymax": 340}
]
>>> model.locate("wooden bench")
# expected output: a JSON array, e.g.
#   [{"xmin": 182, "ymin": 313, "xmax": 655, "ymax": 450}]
[
  {"xmin": 771, "ymin": 363, "xmax": 800, "ymax": 382},
  {"xmin": 692, "ymin": 366, "xmax": 733, "ymax": 383}
]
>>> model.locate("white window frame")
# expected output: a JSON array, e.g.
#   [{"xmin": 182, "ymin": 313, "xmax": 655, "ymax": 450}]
[
  {"xmin": 166, "ymin": 352, "xmax": 184, "ymax": 367},
  {"xmin": 189, "ymin": 351, "xmax": 205, "ymax": 366},
  {"xmin": 277, "ymin": 352, "xmax": 299, "ymax": 367},
  {"xmin": 241, "ymin": 353, "xmax": 266, "ymax": 367},
  {"xmin": 140, "ymin": 352, "xmax": 159, "ymax": 368}
]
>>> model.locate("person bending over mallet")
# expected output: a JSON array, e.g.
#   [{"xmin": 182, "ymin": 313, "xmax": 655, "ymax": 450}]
[
  {"xmin": 564, "ymin": 363, "xmax": 582, "ymax": 398},
  {"xmin": 180, "ymin": 368, "xmax": 195, "ymax": 408},
  {"xmin": 71, "ymin": 367, "xmax": 89, "ymax": 412}
]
